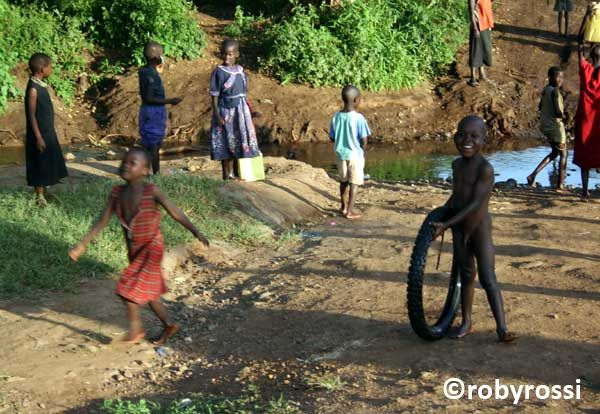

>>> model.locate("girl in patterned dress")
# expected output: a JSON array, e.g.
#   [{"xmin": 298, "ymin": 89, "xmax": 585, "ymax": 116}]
[
  {"xmin": 69, "ymin": 149, "xmax": 209, "ymax": 345},
  {"xmin": 210, "ymin": 38, "xmax": 260, "ymax": 180}
]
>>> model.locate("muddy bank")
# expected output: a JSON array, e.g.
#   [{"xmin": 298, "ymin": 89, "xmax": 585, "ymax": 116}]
[{"xmin": 1, "ymin": 0, "xmax": 584, "ymax": 152}]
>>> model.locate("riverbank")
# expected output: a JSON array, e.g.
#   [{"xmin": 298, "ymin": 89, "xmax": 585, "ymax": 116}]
[
  {"xmin": 0, "ymin": 157, "xmax": 599, "ymax": 413},
  {"xmin": 0, "ymin": 0, "xmax": 586, "ymax": 151}
]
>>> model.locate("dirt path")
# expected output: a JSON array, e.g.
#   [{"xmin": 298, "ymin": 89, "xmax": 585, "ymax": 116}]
[{"xmin": 1, "ymin": 159, "xmax": 600, "ymax": 413}]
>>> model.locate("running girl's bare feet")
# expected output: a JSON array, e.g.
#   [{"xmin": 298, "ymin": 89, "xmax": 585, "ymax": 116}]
[
  {"xmin": 345, "ymin": 212, "xmax": 362, "ymax": 220},
  {"xmin": 152, "ymin": 324, "xmax": 180, "ymax": 345},
  {"xmin": 120, "ymin": 330, "xmax": 146, "ymax": 344}
]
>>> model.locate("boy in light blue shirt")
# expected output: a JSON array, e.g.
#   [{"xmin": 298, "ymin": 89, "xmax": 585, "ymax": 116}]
[{"xmin": 329, "ymin": 85, "xmax": 371, "ymax": 219}]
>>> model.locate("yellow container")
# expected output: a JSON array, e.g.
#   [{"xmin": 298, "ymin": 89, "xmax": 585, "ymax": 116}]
[
  {"xmin": 237, "ymin": 153, "xmax": 265, "ymax": 182},
  {"xmin": 584, "ymin": 3, "xmax": 600, "ymax": 43}
]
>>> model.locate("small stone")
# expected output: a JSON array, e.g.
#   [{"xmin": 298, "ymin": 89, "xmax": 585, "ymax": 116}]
[
  {"xmin": 547, "ymin": 313, "xmax": 559, "ymax": 319},
  {"xmin": 65, "ymin": 371, "xmax": 77, "ymax": 378},
  {"xmin": 520, "ymin": 260, "xmax": 545, "ymax": 269},
  {"xmin": 184, "ymin": 336, "xmax": 193, "ymax": 343},
  {"xmin": 114, "ymin": 374, "xmax": 125, "ymax": 382},
  {"xmin": 80, "ymin": 343, "xmax": 99, "ymax": 353},
  {"xmin": 65, "ymin": 152, "xmax": 76, "ymax": 161}
]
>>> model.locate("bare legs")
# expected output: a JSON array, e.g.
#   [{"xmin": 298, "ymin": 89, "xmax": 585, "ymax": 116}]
[
  {"xmin": 451, "ymin": 226, "xmax": 516, "ymax": 342},
  {"xmin": 34, "ymin": 186, "xmax": 46, "ymax": 206},
  {"xmin": 339, "ymin": 181, "xmax": 360, "ymax": 219},
  {"xmin": 558, "ymin": 11, "xmax": 569, "ymax": 37},
  {"xmin": 469, "ymin": 67, "xmax": 487, "ymax": 85},
  {"xmin": 121, "ymin": 297, "xmax": 179, "ymax": 345},
  {"xmin": 581, "ymin": 168, "xmax": 590, "ymax": 198},
  {"xmin": 221, "ymin": 159, "xmax": 239, "ymax": 180},
  {"xmin": 143, "ymin": 144, "xmax": 161, "ymax": 175},
  {"xmin": 527, "ymin": 143, "xmax": 566, "ymax": 189}
]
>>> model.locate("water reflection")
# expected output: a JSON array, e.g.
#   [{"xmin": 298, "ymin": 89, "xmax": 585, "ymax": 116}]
[
  {"xmin": 2, "ymin": 141, "xmax": 599, "ymax": 188},
  {"xmin": 269, "ymin": 143, "xmax": 600, "ymax": 188}
]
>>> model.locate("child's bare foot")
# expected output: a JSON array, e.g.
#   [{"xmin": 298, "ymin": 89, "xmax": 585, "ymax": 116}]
[
  {"xmin": 449, "ymin": 323, "xmax": 474, "ymax": 339},
  {"xmin": 36, "ymin": 196, "xmax": 48, "ymax": 207},
  {"xmin": 526, "ymin": 175, "xmax": 535, "ymax": 186},
  {"xmin": 345, "ymin": 212, "xmax": 362, "ymax": 220},
  {"xmin": 120, "ymin": 330, "xmax": 146, "ymax": 344},
  {"xmin": 497, "ymin": 331, "xmax": 518, "ymax": 344},
  {"xmin": 467, "ymin": 78, "xmax": 479, "ymax": 87},
  {"xmin": 152, "ymin": 324, "xmax": 180, "ymax": 346}
]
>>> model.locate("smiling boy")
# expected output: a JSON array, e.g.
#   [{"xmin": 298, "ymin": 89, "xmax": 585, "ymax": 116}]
[{"xmin": 432, "ymin": 115, "xmax": 516, "ymax": 343}]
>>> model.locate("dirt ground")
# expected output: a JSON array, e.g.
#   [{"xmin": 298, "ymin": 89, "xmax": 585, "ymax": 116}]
[
  {"xmin": 0, "ymin": 0, "xmax": 589, "ymax": 149},
  {"xmin": 1, "ymin": 155, "xmax": 600, "ymax": 413},
  {"xmin": 2, "ymin": 1, "xmax": 600, "ymax": 413}
]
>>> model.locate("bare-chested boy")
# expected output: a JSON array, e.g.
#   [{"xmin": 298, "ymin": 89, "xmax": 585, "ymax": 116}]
[{"xmin": 432, "ymin": 115, "xmax": 516, "ymax": 343}]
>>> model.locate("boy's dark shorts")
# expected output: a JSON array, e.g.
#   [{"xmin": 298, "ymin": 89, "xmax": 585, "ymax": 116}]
[{"xmin": 469, "ymin": 28, "xmax": 493, "ymax": 68}]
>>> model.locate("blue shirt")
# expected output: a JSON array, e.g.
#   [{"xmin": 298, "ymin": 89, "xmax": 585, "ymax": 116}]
[
  {"xmin": 210, "ymin": 65, "xmax": 248, "ymax": 109},
  {"xmin": 329, "ymin": 111, "xmax": 371, "ymax": 160},
  {"xmin": 138, "ymin": 66, "xmax": 165, "ymax": 106}
]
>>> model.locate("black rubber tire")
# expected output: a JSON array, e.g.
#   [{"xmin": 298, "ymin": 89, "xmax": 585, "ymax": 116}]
[{"xmin": 407, "ymin": 207, "xmax": 461, "ymax": 341}]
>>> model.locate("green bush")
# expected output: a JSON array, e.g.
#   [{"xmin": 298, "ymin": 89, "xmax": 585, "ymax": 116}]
[
  {"xmin": 94, "ymin": 0, "xmax": 206, "ymax": 65},
  {"xmin": 0, "ymin": 0, "xmax": 206, "ymax": 113},
  {"xmin": 262, "ymin": 5, "xmax": 349, "ymax": 86},
  {"xmin": 0, "ymin": 0, "xmax": 91, "ymax": 110},
  {"xmin": 228, "ymin": 0, "xmax": 468, "ymax": 91}
]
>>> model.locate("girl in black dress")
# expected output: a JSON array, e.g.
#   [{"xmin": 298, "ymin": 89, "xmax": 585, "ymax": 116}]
[{"xmin": 25, "ymin": 53, "xmax": 68, "ymax": 206}]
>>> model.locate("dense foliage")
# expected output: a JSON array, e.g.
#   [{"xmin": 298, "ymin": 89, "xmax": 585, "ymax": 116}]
[
  {"xmin": 0, "ymin": 0, "xmax": 90, "ymax": 109},
  {"xmin": 0, "ymin": 0, "xmax": 205, "ymax": 112},
  {"xmin": 227, "ymin": 0, "xmax": 468, "ymax": 91},
  {"xmin": 94, "ymin": 0, "xmax": 205, "ymax": 65}
]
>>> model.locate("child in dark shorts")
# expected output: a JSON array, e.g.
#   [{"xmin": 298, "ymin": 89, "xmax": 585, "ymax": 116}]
[{"xmin": 527, "ymin": 66, "xmax": 568, "ymax": 189}]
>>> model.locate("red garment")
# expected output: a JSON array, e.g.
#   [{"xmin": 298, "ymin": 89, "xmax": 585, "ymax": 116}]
[
  {"xmin": 574, "ymin": 59, "xmax": 600, "ymax": 169},
  {"xmin": 477, "ymin": 0, "xmax": 494, "ymax": 31},
  {"xmin": 112, "ymin": 183, "xmax": 167, "ymax": 304}
]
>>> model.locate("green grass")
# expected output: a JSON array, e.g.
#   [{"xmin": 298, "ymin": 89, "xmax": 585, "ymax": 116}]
[
  {"xmin": 0, "ymin": 174, "xmax": 278, "ymax": 297},
  {"xmin": 102, "ymin": 387, "xmax": 300, "ymax": 414},
  {"xmin": 305, "ymin": 374, "xmax": 346, "ymax": 392}
]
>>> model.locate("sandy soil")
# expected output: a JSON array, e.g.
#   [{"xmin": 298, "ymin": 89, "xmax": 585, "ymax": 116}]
[
  {"xmin": 1, "ymin": 156, "xmax": 600, "ymax": 413},
  {"xmin": 0, "ymin": 0, "xmax": 588, "ymax": 150}
]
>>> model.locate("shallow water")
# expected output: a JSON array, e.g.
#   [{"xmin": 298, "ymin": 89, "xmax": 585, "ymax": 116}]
[
  {"xmin": 269, "ymin": 142, "xmax": 600, "ymax": 188},
  {"xmin": 2, "ymin": 141, "xmax": 599, "ymax": 188}
]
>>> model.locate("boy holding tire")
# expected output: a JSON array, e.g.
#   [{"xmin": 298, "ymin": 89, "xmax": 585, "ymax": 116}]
[{"xmin": 431, "ymin": 115, "xmax": 516, "ymax": 343}]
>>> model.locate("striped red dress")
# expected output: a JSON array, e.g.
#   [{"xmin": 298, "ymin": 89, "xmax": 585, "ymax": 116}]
[{"xmin": 112, "ymin": 183, "xmax": 167, "ymax": 304}]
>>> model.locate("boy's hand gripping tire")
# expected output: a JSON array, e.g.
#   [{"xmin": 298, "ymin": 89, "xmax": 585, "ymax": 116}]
[{"xmin": 407, "ymin": 207, "xmax": 461, "ymax": 340}]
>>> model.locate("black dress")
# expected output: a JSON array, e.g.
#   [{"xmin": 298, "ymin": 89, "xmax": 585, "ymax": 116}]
[{"xmin": 25, "ymin": 78, "xmax": 68, "ymax": 187}]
